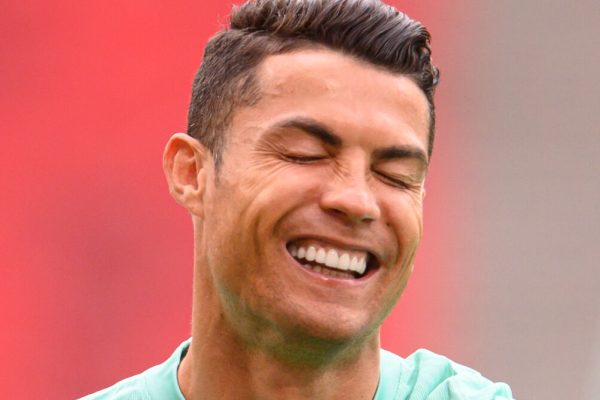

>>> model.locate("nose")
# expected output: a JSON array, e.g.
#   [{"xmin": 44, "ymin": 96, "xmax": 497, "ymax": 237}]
[{"xmin": 319, "ymin": 172, "xmax": 381, "ymax": 224}]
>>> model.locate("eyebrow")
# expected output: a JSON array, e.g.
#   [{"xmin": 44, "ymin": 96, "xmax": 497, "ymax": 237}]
[
  {"xmin": 274, "ymin": 117, "xmax": 342, "ymax": 147},
  {"xmin": 373, "ymin": 146, "xmax": 429, "ymax": 167}
]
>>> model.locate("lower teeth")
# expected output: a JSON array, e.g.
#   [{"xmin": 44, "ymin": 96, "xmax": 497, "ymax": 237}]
[{"xmin": 303, "ymin": 263, "xmax": 356, "ymax": 279}]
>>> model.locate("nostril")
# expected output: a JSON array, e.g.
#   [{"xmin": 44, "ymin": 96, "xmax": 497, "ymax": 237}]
[{"xmin": 320, "ymin": 189, "xmax": 380, "ymax": 223}]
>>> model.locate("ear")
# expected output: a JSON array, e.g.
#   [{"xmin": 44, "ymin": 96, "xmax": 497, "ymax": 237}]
[{"xmin": 163, "ymin": 133, "xmax": 212, "ymax": 218}]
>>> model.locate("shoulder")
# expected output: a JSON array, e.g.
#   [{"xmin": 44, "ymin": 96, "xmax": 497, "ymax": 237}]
[
  {"xmin": 78, "ymin": 340, "xmax": 190, "ymax": 400},
  {"xmin": 78, "ymin": 373, "xmax": 148, "ymax": 400},
  {"xmin": 377, "ymin": 348, "xmax": 514, "ymax": 400}
]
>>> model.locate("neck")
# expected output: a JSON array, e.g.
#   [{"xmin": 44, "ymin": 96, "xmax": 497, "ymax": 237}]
[{"xmin": 178, "ymin": 268, "xmax": 382, "ymax": 400}]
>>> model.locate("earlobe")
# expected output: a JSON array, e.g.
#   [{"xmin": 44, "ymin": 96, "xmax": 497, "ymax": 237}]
[{"xmin": 163, "ymin": 133, "xmax": 210, "ymax": 218}]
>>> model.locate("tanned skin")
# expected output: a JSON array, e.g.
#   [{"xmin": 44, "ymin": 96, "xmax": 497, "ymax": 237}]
[{"xmin": 164, "ymin": 48, "xmax": 430, "ymax": 400}]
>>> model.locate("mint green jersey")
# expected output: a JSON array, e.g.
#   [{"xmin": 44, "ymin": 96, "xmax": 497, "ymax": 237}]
[{"xmin": 80, "ymin": 340, "xmax": 513, "ymax": 399}]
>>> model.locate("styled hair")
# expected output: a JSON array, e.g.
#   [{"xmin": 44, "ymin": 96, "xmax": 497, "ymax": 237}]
[{"xmin": 187, "ymin": 0, "xmax": 440, "ymax": 166}]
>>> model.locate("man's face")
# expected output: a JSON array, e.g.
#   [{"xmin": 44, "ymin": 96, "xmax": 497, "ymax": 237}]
[{"xmin": 199, "ymin": 48, "xmax": 430, "ymax": 343}]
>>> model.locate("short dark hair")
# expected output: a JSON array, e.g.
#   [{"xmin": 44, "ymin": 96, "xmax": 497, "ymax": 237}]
[{"xmin": 187, "ymin": 0, "xmax": 440, "ymax": 166}]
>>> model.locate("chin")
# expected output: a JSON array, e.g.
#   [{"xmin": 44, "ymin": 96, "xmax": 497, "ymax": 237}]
[
  {"xmin": 270, "ymin": 302, "xmax": 382, "ymax": 347},
  {"xmin": 265, "ymin": 314, "xmax": 381, "ymax": 366}
]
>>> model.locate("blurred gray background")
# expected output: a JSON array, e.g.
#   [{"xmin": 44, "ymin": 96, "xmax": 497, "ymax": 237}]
[{"xmin": 457, "ymin": 1, "xmax": 600, "ymax": 398}]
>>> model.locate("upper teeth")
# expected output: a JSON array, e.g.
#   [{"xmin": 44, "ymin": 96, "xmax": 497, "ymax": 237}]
[{"xmin": 290, "ymin": 245, "xmax": 368, "ymax": 275}]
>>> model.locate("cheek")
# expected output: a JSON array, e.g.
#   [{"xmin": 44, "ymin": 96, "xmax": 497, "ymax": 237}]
[
  {"xmin": 239, "ymin": 164, "xmax": 323, "ymax": 226},
  {"xmin": 200, "ymin": 181, "xmax": 255, "ymax": 285},
  {"xmin": 203, "ymin": 163, "xmax": 319, "ymax": 271},
  {"xmin": 384, "ymin": 193, "xmax": 424, "ymax": 248}
]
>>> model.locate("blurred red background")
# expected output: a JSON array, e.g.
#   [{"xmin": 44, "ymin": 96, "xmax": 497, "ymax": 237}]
[{"xmin": 0, "ymin": 1, "xmax": 475, "ymax": 398}]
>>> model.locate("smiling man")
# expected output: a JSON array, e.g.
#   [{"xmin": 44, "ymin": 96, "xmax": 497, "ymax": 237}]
[{"xmin": 82, "ymin": 0, "xmax": 513, "ymax": 399}]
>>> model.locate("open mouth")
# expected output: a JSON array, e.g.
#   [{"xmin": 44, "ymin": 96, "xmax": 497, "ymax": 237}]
[{"xmin": 286, "ymin": 239, "xmax": 378, "ymax": 280}]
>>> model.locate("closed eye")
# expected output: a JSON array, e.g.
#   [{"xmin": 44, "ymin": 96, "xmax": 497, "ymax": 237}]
[
  {"xmin": 373, "ymin": 170, "xmax": 412, "ymax": 189},
  {"xmin": 282, "ymin": 154, "xmax": 327, "ymax": 164}
]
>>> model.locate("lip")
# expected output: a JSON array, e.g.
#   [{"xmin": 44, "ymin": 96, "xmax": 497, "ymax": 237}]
[{"xmin": 283, "ymin": 236, "xmax": 382, "ymax": 284}]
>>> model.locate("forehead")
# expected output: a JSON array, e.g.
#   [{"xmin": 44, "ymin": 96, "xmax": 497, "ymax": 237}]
[
  {"xmin": 231, "ymin": 48, "xmax": 430, "ymax": 151},
  {"xmin": 259, "ymin": 48, "xmax": 427, "ymax": 109}
]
